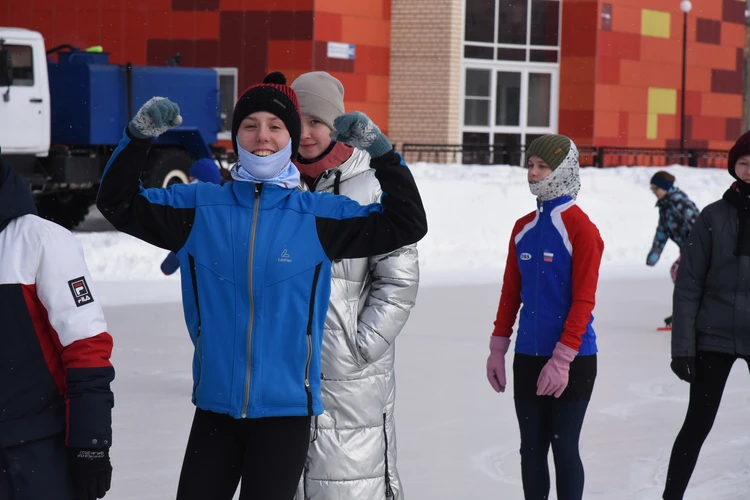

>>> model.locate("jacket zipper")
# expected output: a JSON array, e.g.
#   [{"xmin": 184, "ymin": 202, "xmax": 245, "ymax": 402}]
[
  {"xmin": 534, "ymin": 202, "xmax": 544, "ymax": 356},
  {"xmin": 383, "ymin": 412, "xmax": 394, "ymax": 499},
  {"xmin": 242, "ymin": 184, "xmax": 261, "ymax": 418},
  {"xmin": 188, "ymin": 254, "xmax": 202, "ymax": 400},
  {"xmin": 304, "ymin": 263, "xmax": 323, "ymax": 415}
]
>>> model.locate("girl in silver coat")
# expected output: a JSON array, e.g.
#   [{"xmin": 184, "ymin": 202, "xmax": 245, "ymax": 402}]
[{"xmin": 291, "ymin": 71, "xmax": 419, "ymax": 500}]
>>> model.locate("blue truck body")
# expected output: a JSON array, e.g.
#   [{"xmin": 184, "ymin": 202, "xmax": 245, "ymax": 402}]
[{"xmin": 47, "ymin": 51, "xmax": 220, "ymax": 159}]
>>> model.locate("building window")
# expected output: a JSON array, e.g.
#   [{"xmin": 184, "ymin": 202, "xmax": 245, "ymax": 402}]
[
  {"xmin": 214, "ymin": 67, "xmax": 238, "ymax": 140},
  {"xmin": 7, "ymin": 45, "xmax": 34, "ymax": 86},
  {"xmin": 463, "ymin": 0, "xmax": 561, "ymax": 63},
  {"xmin": 461, "ymin": 0, "xmax": 560, "ymax": 164}
]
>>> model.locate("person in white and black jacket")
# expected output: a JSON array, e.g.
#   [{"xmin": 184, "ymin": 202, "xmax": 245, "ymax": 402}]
[
  {"xmin": 0, "ymin": 152, "xmax": 115, "ymax": 500},
  {"xmin": 96, "ymin": 72, "xmax": 427, "ymax": 500}
]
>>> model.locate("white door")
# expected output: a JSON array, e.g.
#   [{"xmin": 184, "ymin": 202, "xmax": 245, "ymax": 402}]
[{"xmin": 0, "ymin": 40, "xmax": 50, "ymax": 155}]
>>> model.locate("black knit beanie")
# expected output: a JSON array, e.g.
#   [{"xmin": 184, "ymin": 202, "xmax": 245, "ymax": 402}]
[
  {"xmin": 231, "ymin": 72, "xmax": 301, "ymax": 159},
  {"xmin": 728, "ymin": 130, "xmax": 750, "ymax": 179}
]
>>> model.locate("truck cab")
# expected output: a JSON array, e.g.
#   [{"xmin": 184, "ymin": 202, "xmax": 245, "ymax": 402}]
[{"xmin": 0, "ymin": 28, "xmax": 50, "ymax": 156}]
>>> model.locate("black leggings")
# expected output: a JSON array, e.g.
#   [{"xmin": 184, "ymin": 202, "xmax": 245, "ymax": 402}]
[
  {"xmin": 176, "ymin": 408, "xmax": 311, "ymax": 500},
  {"xmin": 663, "ymin": 351, "xmax": 749, "ymax": 500},
  {"xmin": 513, "ymin": 354, "xmax": 597, "ymax": 500}
]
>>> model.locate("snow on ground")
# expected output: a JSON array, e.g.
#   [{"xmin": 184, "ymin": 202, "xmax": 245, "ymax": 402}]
[{"xmin": 75, "ymin": 163, "xmax": 750, "ymax": 499}]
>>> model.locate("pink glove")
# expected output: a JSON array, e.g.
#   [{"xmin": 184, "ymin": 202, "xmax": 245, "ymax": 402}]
[
  {"xmin": 486, "ymin": 336, "xmax": 511, "ymax": 393},
  {"xmin": 536, "ymin": 342, "xmax": 577, "ymax": 398}
]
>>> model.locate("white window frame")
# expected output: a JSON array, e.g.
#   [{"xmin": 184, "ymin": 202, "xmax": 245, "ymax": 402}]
[
  {"xmin": 460, "ymin": 0, "xmax": 562, "ymax": 151},
  {"xmin": 214, "ymin": 67, "xmax": 238, "ymax": 141},
  {"xmin": 459, "ymin": 62, "xmax": 560, "ymax": 147}
]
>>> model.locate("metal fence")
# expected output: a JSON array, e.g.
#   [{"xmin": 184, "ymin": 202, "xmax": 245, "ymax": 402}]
[{"xmin": 401, "ymin": 144, "xmax": 728, "ymax": 169}]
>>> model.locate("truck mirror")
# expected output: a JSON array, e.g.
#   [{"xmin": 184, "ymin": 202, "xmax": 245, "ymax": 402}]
[{"xmin": 0, "ymin": 49, "xmax": 13, "ymax": 87}]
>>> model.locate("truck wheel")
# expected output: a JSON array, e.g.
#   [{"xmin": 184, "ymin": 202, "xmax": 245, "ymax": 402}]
[
  {"xmin": 145, "ymin": 148, "xmax": 194, "ymax": 188},
  {"xmin": 35, "ymin": 190, "xmax": 96, "ymax": 230}
]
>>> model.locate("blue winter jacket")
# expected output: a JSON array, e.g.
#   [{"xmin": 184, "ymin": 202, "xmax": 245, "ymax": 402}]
[
  {"xmin": 650, "ymin": 187, "xmax": 699, "ymax": 260},
  {"xmin": 96, "ymin": 129, "xmax": 427, "ymax": 419}
]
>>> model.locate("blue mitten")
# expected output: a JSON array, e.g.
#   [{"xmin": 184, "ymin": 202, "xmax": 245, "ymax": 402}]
[
  {"xmin": 330, "ymin": 111, "xmax": 392, "ymax": 159},
  {"xmin": 128, "ymin": 97, "xmax": 182, "ymax": 139},
  {"xmin": 646, "ymin": 252, "xmax": 659, "ymax": 266}
]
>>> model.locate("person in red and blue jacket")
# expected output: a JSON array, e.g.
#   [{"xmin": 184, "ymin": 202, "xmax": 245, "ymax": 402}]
[
  {"xmin": 0, "ymin": 152, "xmax": 114, "ymax": 500},
  {"xmin": 485, "ymin": 134, "xmax": 604, "ymax": 500}
]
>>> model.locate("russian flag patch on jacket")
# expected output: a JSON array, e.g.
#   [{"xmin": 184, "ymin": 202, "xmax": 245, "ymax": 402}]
[{"xmin": 543, "ymin": 252, "xmax": 554, "ymax": 262}]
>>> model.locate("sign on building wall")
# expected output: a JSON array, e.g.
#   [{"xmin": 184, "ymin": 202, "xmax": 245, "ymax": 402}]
[{"xmin": 326, "ymin": 42, "xmax": 356, "ymax": 60}]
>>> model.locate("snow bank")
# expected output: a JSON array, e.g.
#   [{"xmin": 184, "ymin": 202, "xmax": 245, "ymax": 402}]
[{"xmin": 76, "ymin": 163, "xmax": 732, "ymax": 292}]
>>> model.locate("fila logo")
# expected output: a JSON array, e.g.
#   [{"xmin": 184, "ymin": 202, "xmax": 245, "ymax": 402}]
[
  {"xmin": 278, "ymin": 249, "xmax": 292, "ymax": 263},
  {"xmin": 68, "ymin": 276, "xmax": 94, "ymax": 307},
  {"xmin": 520, "ymin": 253, "xmax": 532, "ymax": 261}
]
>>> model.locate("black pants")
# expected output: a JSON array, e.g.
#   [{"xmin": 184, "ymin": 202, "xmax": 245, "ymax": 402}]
[
  {"xmin": 176, "ymin": 408, "xmax": 311, "ymax": 500},
  {"xmin": 0, "ymin": 433, "xmax": 76, "ymax": 500},
  {"xmin": 663, "ymin": 351, "xmax": 750, "ymax": 500},
  {"xmin": 513, "ymin": 354, "xmax": 597, "ymax": 500}
]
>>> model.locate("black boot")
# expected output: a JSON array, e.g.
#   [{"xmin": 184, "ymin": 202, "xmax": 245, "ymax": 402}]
[{"xmin": 664, "ymin": 315, "xmax": 673, "ymax": 327}]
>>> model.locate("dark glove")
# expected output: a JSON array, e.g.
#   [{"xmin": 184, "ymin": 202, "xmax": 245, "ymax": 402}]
[
  {"xmin": 68, "ymin": 448, "xmax": 112, "ymax": 500},
  {"xmin": 330, "ymin": 111, "xmax": 392, "ymax": 159},
  {"xmin": 670, "ymin": 357, "xmax": 696, "ymax": 383},
  {"xmin": 160, "ymin": 251, "xmax": 180, "ymax": 275}
]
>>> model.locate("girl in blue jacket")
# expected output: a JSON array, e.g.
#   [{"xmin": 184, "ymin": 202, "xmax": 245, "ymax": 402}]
[
  {"xmin": 486, "ymin": 135, "xmax": 604, "ymax": 500},
  {"xmin": 96, "ymin": 72, "xmax": 427, "ymax": 500}
]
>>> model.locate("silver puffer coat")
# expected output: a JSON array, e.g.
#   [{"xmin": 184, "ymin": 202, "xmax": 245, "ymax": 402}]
[{"xmin": 295, "ymin": 148, "xmax": 419, "ymax": 500}]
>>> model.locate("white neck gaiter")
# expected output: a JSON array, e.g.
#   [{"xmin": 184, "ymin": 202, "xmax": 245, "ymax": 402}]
[
  {"xmin": 529, "ymin": 142, "xmax": 581, "ymax": 201},
  {"xmin": 231, "ymin": 139, "xmax": 301, "ymax": 189}
]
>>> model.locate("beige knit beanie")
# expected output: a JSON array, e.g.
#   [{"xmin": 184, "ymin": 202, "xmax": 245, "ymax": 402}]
[{"xmin": 290, "ymin": 72, "xmax": 345, "ymax": 130}]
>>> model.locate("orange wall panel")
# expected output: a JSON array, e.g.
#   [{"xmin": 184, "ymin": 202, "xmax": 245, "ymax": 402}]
[
  {"xmin": 688, "ymin": 42, "xmax": 738, "ymax": 71},
  {"xmin": 684, "ymin": 66, "xmax": 712, "ymax": 92},
  {"xmin": 334, "ymin": 72, "xmax": 368, "ymax": 103},
  {"xmin": 700, "ymin": 93, "xmax": 743, "ymax": 118},
  {"xmin": 618, "ymin": 60, "xmax": 681, "ymax": 89},
  {"xmin": 722, "ymin": 22, "xmax": 745, "ymax": 48},
  {"xmin": 657, "ymin": 114, "xmax": 676, "ymax": 140},
  {"xmin": 315, "ymin": 0, "xmax": 385, "ymax": 19},
  {"xmin": 340, "ymin": 16, "xmax": 390, "ymax": 48},
  {"xmin": 560, "ymin": 56, "xmax": 596, "ymax": 84},
  {"xmin": 314, "ymin": 12, "xmax": 342, "ymax": 41},
  {"xmin": 366, "ymin": 75, "xmax": 389, "ymax": 103},
  {"xmin": 596, "ymin": 57, "xmax": 620, "ymax": 85},
  {"xmin": 355, "ymin": 45, "xmax": 389, "ymax": 76},
  {"xmin": 692, "ymin": 116, "xmax": 729, "ymax": 142},
  {"xmin": 627, "ymin": 112, "xmax": 648, "ymax": 141},
  {"xmin": 594, "ymin": 111, "xmax": 621, "ymax": 138},
  {"xmin": 560, "ymin": 83, "xmax": 596, "ymax": 111},
  {"xmin": 611, "ymin": 5, "xmax": 642, "ymax": 35},
  {"xmin": 639, "ymin": 36, "xmax": 681, "ymax": 64}
]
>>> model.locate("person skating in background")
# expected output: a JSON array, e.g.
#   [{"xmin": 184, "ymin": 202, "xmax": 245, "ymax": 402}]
[
  {"xmin": 160, "ymin": 158, "xmax": 222, "ymax": 275},
  {"xmin": 664, "ymin": 130, "xmax": 750, "ymax": 499},
  {"xmin": 96, "ymin": 72, "xmax": 427, "ymax": 500},
  {"xmin": 646, "ymin": 171, "xmax": 699, "ymax": 328},
  {"xmin": 290, "ymin": 71, "xmax": 418, "ymax": 500},
  {"xmin": 486, "ymin": 135, "xmax": 604, "ymax": 500},
  {"xmin": 0, "ymin": 153, "xmax": 115, "ymax": 500}
]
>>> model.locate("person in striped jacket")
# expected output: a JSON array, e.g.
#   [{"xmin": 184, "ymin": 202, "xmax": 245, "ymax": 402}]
[
  {"xmin": 0, "ymin": 153, "xmax": 115, "ymax": 500},
  {"xmin": 485, "ymin": 135, "xmax": 604, "ymax": 500}
]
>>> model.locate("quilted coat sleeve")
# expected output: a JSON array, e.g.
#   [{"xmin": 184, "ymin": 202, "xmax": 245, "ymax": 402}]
[
  {"xmin": 672, "ymin": 209, "xmax": 713, "ymax": 357},
  {"xmin": 356, "ymin": 244, "xmax": 420, "ymax": 364}
]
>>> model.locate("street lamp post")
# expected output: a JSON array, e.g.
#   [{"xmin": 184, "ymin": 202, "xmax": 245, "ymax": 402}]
[{"xmin": 680, "ymin": 0, "xmax": 692, "ymax": 161}]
